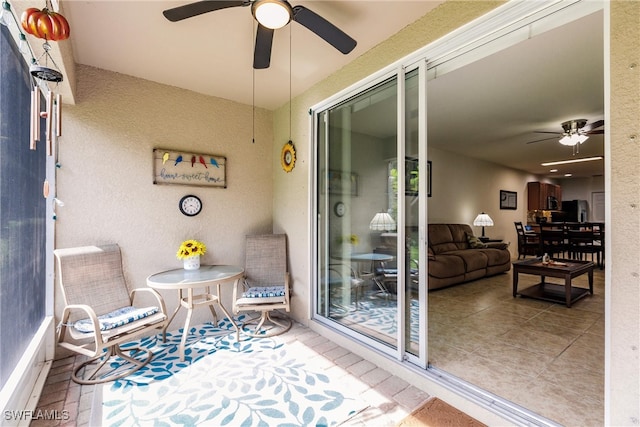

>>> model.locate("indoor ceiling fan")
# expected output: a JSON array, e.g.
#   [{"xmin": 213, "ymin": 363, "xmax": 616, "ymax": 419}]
[
  {"xmin": 162, "ymin": 0, "xmax": 357, "ymax": 69},
  {"xmin": 526, "ymin": 119, "xmax": 605, "ymax": 146}
]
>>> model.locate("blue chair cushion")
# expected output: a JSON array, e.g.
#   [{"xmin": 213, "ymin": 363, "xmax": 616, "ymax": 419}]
[
  {"xmin": 74, "ymin": 306, "xmax": 159, "ymax": 333},
  {"xmin": 243, "ymin": 286, "xmax": 286, "ymax": 298}
]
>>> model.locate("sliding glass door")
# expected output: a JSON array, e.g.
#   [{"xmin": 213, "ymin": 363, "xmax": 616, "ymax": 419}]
[{"xmin": 314, "ymin": 64, "xmax": 427, "ymax": 365}]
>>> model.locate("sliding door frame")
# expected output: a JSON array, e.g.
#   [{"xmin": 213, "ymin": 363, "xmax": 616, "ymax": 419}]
[{"xmin": 310, "ymin": 0, "xmax": 604, "ymax": 372}]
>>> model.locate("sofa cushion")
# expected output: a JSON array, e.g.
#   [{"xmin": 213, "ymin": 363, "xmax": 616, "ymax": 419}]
[
  {"xmin": 428, "ymin": 254, "xmax": 466, "ymax": 278},
  {"xmin": 478, "ymin": 248, "xmax": 511, "ymax": 266},
  {"xmin": 445, "ymin": 249, "xmax": 488, "ymax": 272},
  {"xmin": 429, "ymin": 224, "xmax": 473, "ymax": 254}
]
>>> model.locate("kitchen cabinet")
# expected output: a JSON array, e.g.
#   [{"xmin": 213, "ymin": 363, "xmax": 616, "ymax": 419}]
[{"xmin": 527, "ymin": 182, "xmax": 562, "ymax": 210}]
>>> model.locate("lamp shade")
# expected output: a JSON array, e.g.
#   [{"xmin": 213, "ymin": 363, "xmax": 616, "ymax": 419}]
[
  {"xmin": 369, "ymin": 212, "xmax": 396, "ymax": 231},
  {"xmin": 473, "ymin": 213, "xmax": 493, "ymax": 227}
]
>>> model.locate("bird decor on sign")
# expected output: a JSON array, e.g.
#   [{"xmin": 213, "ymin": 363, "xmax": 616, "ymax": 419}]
[{"xmin": 156, "ymin": 151, "xmax": 223, "ymax": 170}]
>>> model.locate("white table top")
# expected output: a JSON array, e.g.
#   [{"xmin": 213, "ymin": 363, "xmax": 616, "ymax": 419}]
[
  {"xmin": 333, "ymin": 252, "xmax": 394, "ymax": 262},
  {"xmin": 146, "ymin": 265, "xmax": 244, "ymax": 290}
]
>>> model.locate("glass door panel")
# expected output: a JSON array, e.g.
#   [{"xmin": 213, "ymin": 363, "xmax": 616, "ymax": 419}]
[
  {"xmin": 316, "ymin": 76, "xmax": 399, "ymax": 349},
  {"xmin": 402, "ymin": 69, "xmax": 422, "ymax": 358}
]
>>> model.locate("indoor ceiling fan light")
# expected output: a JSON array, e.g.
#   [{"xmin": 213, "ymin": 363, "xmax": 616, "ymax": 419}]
[
  {"xmin": 577, "ymin": 134, "xmax": 589, "ymax": 144},
  {"xmin": 559, "ymin": 134, "xmax": 574, "ymax": 146},
  {"xmin": 253, "ymin": 0, "xmax": 292, "ymax": 29}
]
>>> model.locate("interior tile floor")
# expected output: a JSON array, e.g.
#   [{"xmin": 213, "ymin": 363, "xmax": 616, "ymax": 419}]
[
  {"xmin": 428, "ymin": 266, "xmax": 604, "ymax": 427},
  {"xmin": 33, "ymin": 264, "xmax": 604, "ymax": 427}
]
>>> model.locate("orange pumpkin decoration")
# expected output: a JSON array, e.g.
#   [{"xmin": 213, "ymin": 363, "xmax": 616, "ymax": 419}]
[{"xmin": 21, "ymin": 7, "xmax": 70, "ymax": 41}]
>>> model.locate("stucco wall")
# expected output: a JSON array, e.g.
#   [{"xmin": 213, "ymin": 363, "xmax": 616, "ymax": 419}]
[
  {"xmin": 608, "ymin": 2, "xmax": 640, "ymax": 424},
  {"xmin": 56, "ymin": 65, "xmax": 274, "ymax": 326},
  {"xmin": 272, "ymin": 0, "xmax": 639, "ymax": 424}
]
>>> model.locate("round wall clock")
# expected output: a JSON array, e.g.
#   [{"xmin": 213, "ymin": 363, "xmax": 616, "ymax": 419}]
[
  {"xmin": 281, "ymin": 141, "xmax": 296, "ymax": 173},
  {"xmin": 334, "ymin": 202, "xmax": 346, "ymax": 217},
  {"xmin": 179, "ymin": 195, "xmax": 202, "ymax": 216}
]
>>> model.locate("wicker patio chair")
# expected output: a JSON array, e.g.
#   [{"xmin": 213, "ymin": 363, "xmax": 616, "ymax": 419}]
[
  {"xmin": 232, "ymin": 234, "xmax": 291, "ymax": 337},
  {"xmin": 54, "ymin": 244, "xmax": 168, "ymax": 384}
]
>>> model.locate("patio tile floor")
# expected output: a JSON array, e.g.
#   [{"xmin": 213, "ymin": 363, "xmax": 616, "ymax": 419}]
[{"xmin": 32, "ymin": 323, "xmax": 432, "ymax": 426}]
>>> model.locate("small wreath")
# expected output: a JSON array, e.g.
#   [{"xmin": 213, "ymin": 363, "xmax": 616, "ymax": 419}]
[{"xmin": 281, "ymin": 141, "xmax": 296, "ymax": 173}]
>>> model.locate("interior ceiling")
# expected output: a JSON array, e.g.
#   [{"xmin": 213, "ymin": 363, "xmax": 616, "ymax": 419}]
[{"xmin": 51, "ymin": 1, "xmax": 603, "ymax": 179}]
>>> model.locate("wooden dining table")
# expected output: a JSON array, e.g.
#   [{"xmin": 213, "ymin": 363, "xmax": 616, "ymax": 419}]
[{"xmin": 526, "ymin": 222, "xmax": 605, "ymax": 268}]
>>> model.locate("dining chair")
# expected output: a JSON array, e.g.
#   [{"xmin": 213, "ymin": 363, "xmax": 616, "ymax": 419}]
[
  {"xmin": 514, "ymin": 222, "xmax": 539, "ymax": 259},
  {"xmin": 568, "ymin": 223, "xmax": 604, "ymax": 268},
  {"xmin": 232, "ymin": 234, "xmax": 292, "ymax": 337},
  {"xmin": 54, "ymin": 244, "xmax": 168, "ymax": 384},
  {"xmin": 538, "ymin": 223, "xmax": 568, "ymax": 258}
]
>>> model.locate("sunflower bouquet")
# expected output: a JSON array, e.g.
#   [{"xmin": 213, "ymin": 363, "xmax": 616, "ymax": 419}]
[
  {"xmin": 337, "ymin": 234, "xmax": 359, "ymax": 245},
  {"xmin": 176, "ymin": 239, "xmax": 207, "ymax": 260}
]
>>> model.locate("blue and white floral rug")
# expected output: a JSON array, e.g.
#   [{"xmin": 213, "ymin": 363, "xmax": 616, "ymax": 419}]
[
  {"xmin": 93, "ymin": 318, "xmax": 367, "ymax": 426},
  {"xmin": 339, "ymin": 298, "xmax": 420, "ymax": 343}
]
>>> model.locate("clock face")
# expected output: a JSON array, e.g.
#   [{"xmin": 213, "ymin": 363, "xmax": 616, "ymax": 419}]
[
  {"xmin": 334, "ymin": 202, "xmax": 346, "ymax": 217},
  {"xmin": 179, "ymin": 195, "xmax": 202, "ymax": 216}
]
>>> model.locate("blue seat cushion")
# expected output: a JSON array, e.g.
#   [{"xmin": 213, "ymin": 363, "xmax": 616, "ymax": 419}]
[
  {"xmin": 242, "ymin": 286, "xmax": 286, "ymax": 298},
  {"xmin": 74, "ymin": 306, "xmax": 159, "ymax": 333}
]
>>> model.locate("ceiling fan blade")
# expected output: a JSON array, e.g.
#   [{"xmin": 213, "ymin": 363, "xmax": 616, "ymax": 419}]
[
  {"xmin": 292, "ymin": 5, "xmax": 356, "ymax": 54},
  {"xmin": 163, "ymin": 1, "xmax": 248, "ymax": 22},
  {"xmin": 587, "ymin": 129, "xmax": 604, "ymax": 135},
  {"xmin": 534, "ymin": 131, "xmax": 562, "ymax": 135},
  {"xmin": 253, "ymin": 24, "xmax": 274, "ymax": 69},
  {"xmin": 583, "ymin": 119, "xmax": 605, "ymax": 132},
  {"xmin": 526, "ymin": 136, "xmax": 558, "ymax": 144}
]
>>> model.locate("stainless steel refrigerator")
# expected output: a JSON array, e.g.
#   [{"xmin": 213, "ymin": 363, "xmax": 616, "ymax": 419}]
[{"xmin": 554, "ymin": 200, "xmax": 589, "ymax": 222}]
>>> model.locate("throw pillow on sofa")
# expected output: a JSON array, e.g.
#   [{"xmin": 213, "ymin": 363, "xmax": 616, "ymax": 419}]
[{"xmin": 466, "ymin": 232, "xmax": 487, "ymax": 249}]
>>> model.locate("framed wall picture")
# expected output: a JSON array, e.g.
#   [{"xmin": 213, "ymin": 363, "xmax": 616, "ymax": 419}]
[
  {"xmin": 427, "ymin": 160, "xmax": 432, "ymax": 197},
  {"xmin": 326, "ymin": 170, "xmax": 358, "ymax": 196},
  {"xmin": 500, "ymin": 190, "xmax": 517, "ymax": 209},
  {"xmin": 153, "ymin": 148, "xmax": 226, "ymax": 188}
]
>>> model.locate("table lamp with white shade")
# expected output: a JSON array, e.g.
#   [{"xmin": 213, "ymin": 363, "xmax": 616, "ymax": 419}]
[
  {"xmin": 370, "ymin": 212, "xmax": 396, "ymax": 231},
  {"xmin": 473, "ymin": 212, "xmax": 493, "ymax": 239}
]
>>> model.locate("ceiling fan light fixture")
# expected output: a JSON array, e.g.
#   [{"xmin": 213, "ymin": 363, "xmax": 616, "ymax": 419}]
[
  {"xmin": 252, "ymin": 0, "xmax": 292, "ymax": 29},
  {"xmin": 558, "ymin": 119, "xmax": 591, "ymax": 146},
  {"xmin": 559, "ymin": 134, "xmax": 574, "ymax": 146},
  {"xmin": 559, "ymin": 133, "xmax": 589, "ymax": 146}
]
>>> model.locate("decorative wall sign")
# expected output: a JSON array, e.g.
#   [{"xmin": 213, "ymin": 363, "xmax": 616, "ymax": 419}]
[{"xmin": 153, "ymin": 149, "xmax": 226, "ymax": 188}]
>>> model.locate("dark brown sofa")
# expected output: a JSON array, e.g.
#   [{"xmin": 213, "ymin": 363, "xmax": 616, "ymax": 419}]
[{"xmin": 428, "ymin": 224, "xmax": 511, "ymax": 290}]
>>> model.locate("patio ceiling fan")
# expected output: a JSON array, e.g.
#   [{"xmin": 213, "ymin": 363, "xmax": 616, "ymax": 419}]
[
  {"xmin": 162, "ymin": 0, "xmax": 357, "ymax": 69},
  {"xmin": 526, "ymin": 119, "xmax": 605, "ymax": 146}
]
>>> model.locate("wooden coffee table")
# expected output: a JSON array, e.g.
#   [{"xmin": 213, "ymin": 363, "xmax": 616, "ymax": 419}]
[{"xmin": 512, "ymin": 258, "xmax": 594, "ymax": 307}]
